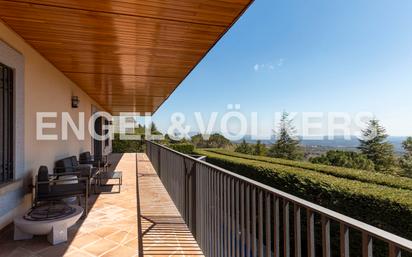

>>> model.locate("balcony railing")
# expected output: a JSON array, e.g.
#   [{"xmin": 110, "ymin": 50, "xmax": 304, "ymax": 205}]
[{"xmin": 146, "ymin": 141, "xmax": 412, "ymax": 257}]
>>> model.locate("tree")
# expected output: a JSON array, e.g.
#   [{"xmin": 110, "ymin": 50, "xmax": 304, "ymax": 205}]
[
  {"xmin": 402, "ymin": 137, "xmax": 412, "ymax": 153},
  {"xmin": 149, "ymin": 122, "xmax": 161, "ymax": 135},
  {"xmin": 310, "ymin": 150, "xmax": 375, "ymax": 171},
  {"xmin": 267, "ymin": 112, "xmax": 303, "ymax": 160},
  {"xmin": 400, "ymin": 137, "xmax": 412, "ymax": 177},
  {"xmin": 191, "ymin": 133, "xmax": 231, "ymax": 148},
  {"xmin": 235, "ymin": 139, "xmax": 253, "ymax": 154},
  {"xmin": 358, "ymin": 119, "xmax": 395, "ymax": 172},
  {"xmin": 253, "ymin": 140, "xmax": 267, "ymax": 156}
]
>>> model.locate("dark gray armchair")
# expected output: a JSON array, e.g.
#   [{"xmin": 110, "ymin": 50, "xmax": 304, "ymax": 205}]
[
  {"xmin": 79, "ymin": 152, "xmax": 109, "ymax": 171},
  {"xmin": 54, "ymin": 156, "xmax": 98, "ymax": 192},
  {"xmin": 34, "ymin": 166, "xmax": 89, "ymax": 216}
]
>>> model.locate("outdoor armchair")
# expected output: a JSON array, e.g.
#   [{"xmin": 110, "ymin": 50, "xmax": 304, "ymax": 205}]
[
  {"xmin": 54, "ymin": 156, "xmax": 98, "ymax": 193},
  {"xmin": 79, "ymin": 152, "xmax": 109, "ymax": 171},
  {"xmin": 34, "ymin": 166, "xmax": 88, "ymax": 216}
]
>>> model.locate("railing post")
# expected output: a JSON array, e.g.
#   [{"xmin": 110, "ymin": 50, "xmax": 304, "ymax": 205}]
[
  {"xmin": 157, "ymin": 147, "xmax": 161, "ymax": 177},
  {"xmin": 184, "ymin": 159, "xmax": 197, "ymax": 236}
]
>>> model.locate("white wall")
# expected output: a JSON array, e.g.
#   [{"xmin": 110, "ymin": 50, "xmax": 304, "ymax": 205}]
[{"xmin": 0, "ymin": 20, "xmax": 108, "ymax": 229}]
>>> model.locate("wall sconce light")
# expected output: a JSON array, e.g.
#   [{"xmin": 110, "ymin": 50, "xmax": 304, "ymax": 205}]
[{"xmin": 71, "ymin": 96, "xmax": 79, "ymax": 108}]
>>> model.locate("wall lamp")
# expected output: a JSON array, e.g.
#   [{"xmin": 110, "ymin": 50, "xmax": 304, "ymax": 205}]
[{"xmin": 71, "ymin": 96, "xmax": 79, "ymax": 108}]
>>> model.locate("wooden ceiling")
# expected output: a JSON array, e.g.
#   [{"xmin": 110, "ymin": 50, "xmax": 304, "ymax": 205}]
[{"xmin": 0, "ymin": 0, "xmax": 253, "ymax": 114}]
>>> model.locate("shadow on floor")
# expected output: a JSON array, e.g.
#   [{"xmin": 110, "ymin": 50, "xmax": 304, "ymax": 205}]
[{"xmin": 0, "ymin": 153, "xmax": 124, "ymax": 257}]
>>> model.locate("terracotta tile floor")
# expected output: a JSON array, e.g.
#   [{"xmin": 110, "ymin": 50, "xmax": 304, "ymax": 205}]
[{"xmin": 0, "ymin": 153, "xmax": 203, "ymax": 257}]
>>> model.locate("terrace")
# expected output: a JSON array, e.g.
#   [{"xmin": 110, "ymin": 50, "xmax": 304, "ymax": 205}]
[
  {"xmin": 0, "ymin": 153, "xmax": 203, "ymax": 256},
  {"xmin": 0, "ymin": 0, "xmax": 412, "ymax": 256}
]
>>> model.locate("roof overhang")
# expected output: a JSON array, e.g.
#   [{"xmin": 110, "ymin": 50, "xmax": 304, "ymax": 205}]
[{"xmin": 0, "ymin": 0, "xmax": 253, "ymax": 115}]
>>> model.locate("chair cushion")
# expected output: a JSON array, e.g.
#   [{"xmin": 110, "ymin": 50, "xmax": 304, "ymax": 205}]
[
  {"xmin": 55, "ymin": 157, "xmax": 75, "ymax": 173},
  {"xmin": 70, "ymin": 156, "xmax": 79, "ymax": 167},
  {"xmin": 37, "ymin": 166, "xmax": 50, "ymax": 194},
  {"xmin": 79, "ymin": 152, "xmax": 91, "ymax": 163}
]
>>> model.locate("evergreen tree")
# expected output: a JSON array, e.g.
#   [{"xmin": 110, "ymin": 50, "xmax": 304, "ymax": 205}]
[
  {"xmin": 402, "ymin": 137, "xmax": 412, "ymax": 153},
  {"xmin": 268, "ymin": 112, "xmax": 303, "ymax": 160},
  {"xmin": 235, "ymin": 139, "xmax": 253, "ymax": 154},
  {"xmin": 253, "ymin": 140, "xmax": 267, "ymax": 156},
  {"xmin": 149, "ymin": 122, "xmax": 160, "ymax": 134},
  {"xmin": 358, "ymin": 119, "xmax": 395, "ymax": 172},
  {"xmin": 191, "ymin": 133, "xmax": 231, "ymax": 148},
  {"xmin": 400, "ymin": 137, "xmax": 412, "ymax": 177},
  {"xmin": 310, "ymin": 150, "xmax": 375, "ymax": 171}
]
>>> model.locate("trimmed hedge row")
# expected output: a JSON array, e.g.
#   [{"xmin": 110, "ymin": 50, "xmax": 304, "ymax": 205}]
[
  {"xmin": 195, "ymin": 149, "xmax": 412, "ymax": 240},
  {"xmin": 112, "ymin": 133, "xmax": 145, "ymax": 153},
  {"xmin": 167, "ymin": 143, "xmax": 195, "ymax": 154},
  {"xmin": 202, "ymin": 148, "xmax": 412, "ymax": 191}
]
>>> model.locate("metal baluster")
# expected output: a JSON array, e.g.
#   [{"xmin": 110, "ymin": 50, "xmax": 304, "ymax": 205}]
[
  {"xmin": 209, "ymin": 168, "xmax": 213, "ymax": 256},
  {"xmin": 273, "ymin": 196, "xmax": 280, "ymax": 257},
  {"xmin": 283, "ymin": 200, "xmax": 290, "ymax": 257},
  {"xmin": 362, "ymin": 232, "xmax": 373, "ymax": 257},
  {"xmin": 223, "ymin": 176, "xmax": 230, "ymax": 256},
  {"xmin": 214, "ymin": 170, "xmax": 219, "ymax": 257},
  {"xmin": 294, "ymin": 204, "xmax": 301, "ymax": 257},
  {"xmin": 258, "ymin": 190, "xmax": 264, "ymax": 257},
  {"xmin": 200, "ymin": 165, "xmax": 204, "ymax": 252},
  {"xmin": 252, "ymin": 187, "xmax": 257, "ymax": 257},
  {"xmin": 217, "ymin": 172, "xmax": 221, "ymax": 257},
  {"xmin": 227, "ymin": 176, "xmax": 232, "ymax": 257},
  {"xmin": 246, "ymin": 184, "xmax": 251, "ymax": 257},
  {"xmin": 231, "ymin": 178, "xmax": 236, "ymax": 257},
  {"xmin": 211, "ymin": 170, "xmax": 216, "ymax": 257},
  {"xmin": 389, "ymin": 244, "xmax": 401, "ymax": 257},
  {"xmin": 241, "ymin": 182, "xmax": 245, "ymax": 257},
  {"xmin": 265, "ymin": 193, "xmax": 271, "ymax": 257},
  {"xmin": 219, "ymin": 173, "xmax": 224, "ymax": 257},
  {"xmin": 307, "ymin": 210, "xmax": 315, "ymax": 257},
  {"xmin": 321, "ymin": 216, "xmax": 331, "ymax": 257},
  {"xmin": 340, "ymin": 224, "xmax": 349, "ymax": 257},
  {"xmin": 236, "ymin": 180, "xmax": 240, "ymax": 257}
]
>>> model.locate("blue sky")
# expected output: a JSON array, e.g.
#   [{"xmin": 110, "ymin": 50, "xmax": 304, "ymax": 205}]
[{"xmin": 151, "ymin": 0, "xmax": 412, "ymax": 137}]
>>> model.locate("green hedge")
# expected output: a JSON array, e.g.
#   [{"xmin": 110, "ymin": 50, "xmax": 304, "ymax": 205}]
[
  {"xmin": 195, "ymin": 149, "xmax": 412, "ymax": 240},
  {"xmin": 201, "ymin": 148, "xmax": 412, "ymax": 191},
  {"xmin": 112, "ymin": 134, "xmax": 145, "ymax": 153},
  {"xmin": 167, "ymin": 143, "xmax": 195, "ymax": 154}
]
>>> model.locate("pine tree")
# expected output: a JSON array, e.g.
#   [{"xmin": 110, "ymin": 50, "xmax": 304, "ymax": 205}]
[
  {"xmin": 235, "ymin": 139, "xmax": 253, "ymax": 154},
  {"xmin": 400, "ymin": 137, "xmax": 412, "ymax": 177},
  {"xmin": 402, "ymin": 137, "xmax": 412, "ymax": 153},
  {"xmin": 253, "ymin": 140, "xmax": 267, "ymax": 156},
  {"xmin": 268, "ymin": 112, "xmax": 303, "ymax": 160},
  {"xmin": 149, "ymin": 122, "xmax": 160, "ymax": 134},
  {"xmin": 358, "ymin": 119, "xmax": 395, "ymax": 172}
]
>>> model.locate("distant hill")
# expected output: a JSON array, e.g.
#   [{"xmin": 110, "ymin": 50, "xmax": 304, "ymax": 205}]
[
  {"xmin": 187, "ymin": 132, "xmax": 408, "ymax": 154},
  {"xmin": 234, "ymin": 135, "xmax": 407, "ymax": 154}
]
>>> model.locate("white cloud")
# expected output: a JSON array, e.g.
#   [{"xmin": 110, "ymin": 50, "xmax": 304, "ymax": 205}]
[{"xmin": 254, "ymin": 59, "xmax": 285, "ymax": 72}]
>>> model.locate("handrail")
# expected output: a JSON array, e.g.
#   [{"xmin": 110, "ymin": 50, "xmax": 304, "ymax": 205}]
[{"xmin": 147, "ymin": 140, "xmax": 412, "ymax": 255}]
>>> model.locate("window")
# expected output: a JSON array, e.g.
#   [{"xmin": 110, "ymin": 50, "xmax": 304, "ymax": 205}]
[{"xmin": 0, "ymin": 63, "xmax": 14, "ymax": 183}]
